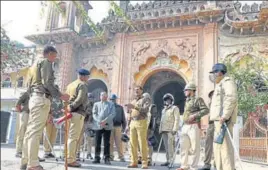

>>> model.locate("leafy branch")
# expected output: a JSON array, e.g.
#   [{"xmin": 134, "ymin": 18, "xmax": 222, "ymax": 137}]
[{"xmin": 109, "ymin": 1, "xmax": 138, "ymax": 33}]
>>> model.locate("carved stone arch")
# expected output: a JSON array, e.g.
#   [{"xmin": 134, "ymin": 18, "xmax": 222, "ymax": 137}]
[
  {"xmin": 133, "ymin": 55, "xmax": 193, "ymax": 86},
  {"xmin": 88, "ymin": 65, "xmax": 109, "ymax": 85}
]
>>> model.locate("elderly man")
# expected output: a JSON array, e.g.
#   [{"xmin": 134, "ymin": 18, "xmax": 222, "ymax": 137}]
[
  {"xmin": 21, "ymin": 46, "xmax": 69, "ymax": 170},
  {"xmin": 109, "ymin": 94, "xmax": 127, "ymax": 162},
  {"xmin": 126, "ymin": 86, "xmax": 151, "ymax": 169},
  {"xmin": 209, "ymin": 63, "xmax": 238, "ymax": 170},
  {"xmin": 92, "ymin": 92, "xmax": 116, "ymax": 165},
  {"xmin": 65, "ymin": 68, "xmax": 90, "ymax": 167}
]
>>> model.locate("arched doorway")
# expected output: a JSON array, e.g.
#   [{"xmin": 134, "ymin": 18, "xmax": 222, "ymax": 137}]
[
  {"xmin": 87, "ymin": 79, "xmax": 108, "ymax": 103},
  {"xmin": 143, "ymin": 70, "xmax": 186, "ymax": 150}
]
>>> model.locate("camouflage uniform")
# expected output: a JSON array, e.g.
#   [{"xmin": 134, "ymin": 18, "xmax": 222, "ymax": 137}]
[{"xmin": 180, "ymin": 84, "xmax": 209, "ymax": 170}]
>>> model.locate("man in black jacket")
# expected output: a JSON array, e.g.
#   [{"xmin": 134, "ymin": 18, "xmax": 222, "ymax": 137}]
[{"xmin": 109, "ymin": 94, "xmax": 127, "ymax": 162}]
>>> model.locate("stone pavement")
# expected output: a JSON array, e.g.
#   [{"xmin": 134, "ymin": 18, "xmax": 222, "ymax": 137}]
[{"xmin": 1, "ymin": 143, "xmax": 267, "ymax": 170}]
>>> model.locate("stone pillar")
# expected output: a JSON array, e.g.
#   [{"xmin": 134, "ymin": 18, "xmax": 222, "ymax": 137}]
[
  {"xmin": 56, "ymin": 43, "xmax": 74, "ymax": 91},
  {"xmin": 201, "ymin": 23, "xmax": 218, "ymax": 126}
]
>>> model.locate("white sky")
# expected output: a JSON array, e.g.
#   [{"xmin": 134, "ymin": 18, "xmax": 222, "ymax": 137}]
[{"xmin": 1, "ymin": 1, "xmax": 260, "ymax": 46}]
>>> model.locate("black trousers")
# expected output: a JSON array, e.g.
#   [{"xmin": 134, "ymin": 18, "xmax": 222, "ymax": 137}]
[{"xmin": 94, "ymin": 129, "xmax": 111, "ymax": 160}]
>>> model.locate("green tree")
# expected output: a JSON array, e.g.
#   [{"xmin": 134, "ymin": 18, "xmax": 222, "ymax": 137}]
[
  {"xmin": 223, "ymin": 55, "xmax": 268, "ymax": 119},
  {"xmin": 1, "ymin": 27, "xmax": 36, "ymax": 73}
]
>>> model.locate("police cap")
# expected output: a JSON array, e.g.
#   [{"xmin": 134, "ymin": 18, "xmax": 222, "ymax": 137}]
[
  {"xmin": 209, "ymin": 63, "xmax": 227, "ymax": 74},
  {"xmin": 109, "ymin": 94, "xmax": 118, "ymax": 100},
  {"xmin": 77, "ymin": 68, "xmax": 90, "ymax": 76}
]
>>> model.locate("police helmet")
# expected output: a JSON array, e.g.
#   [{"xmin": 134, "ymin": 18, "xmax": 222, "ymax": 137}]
[
  {"xmin": 184, "ymin": 83, "xmax": 196, "ymax": 91},
  {"xmin": 209, "ymin": 63, "xmax": 227, "ymax": 74},
  {"xmin": 121, "ymin": 133, "xmax": 130, "ymax": 143},
  {"xmin": 88, "ymin": 93, "xmax": 94, "ymax": 99},
  {"xmin": 163, "ymin": 93, "xmax": 174, "ymax": 102}
]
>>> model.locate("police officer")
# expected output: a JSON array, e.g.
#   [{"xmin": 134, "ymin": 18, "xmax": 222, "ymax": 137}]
[
  {"xmin": 147, "ymin": 104, "xmax": 158, "ymax": 166},
  {"xmin": 177, "ymin": 83, "xmax": 209, "ymax": 170},
  {"xmin": 159, "ymin": 93, "xmax": 180, "ymax": 166},
  {"xmin": 21, "ymin": 46, "xmax": 69, "ymax": 170},
  {"xmin": 126, "ymin": 86, "xmax": 151, "ymax": 169},
  {"xmin": 75, "ymin": 93, "xmax": 94, "ymax": 161},
  {"xmin": 65, "ymin": 68, "xmax": 90, "ymax": 167},
  {"xmin": 15, "ymin": 90, "xmax": 30, "ymax": 158},
  {"xmin": 200, "ymin": 90, "xmax": 215, "ymax": 170},
  {"xmin": 109, "ymin": 94, "xmax": 127, "ymax": 162},
  {"xmin": 209, "ymin": 63, "xmax": 238, "ymax": 170},
  {"xmin": 43, "ymin": 85, "xmax": 64, "ymax": 158}
]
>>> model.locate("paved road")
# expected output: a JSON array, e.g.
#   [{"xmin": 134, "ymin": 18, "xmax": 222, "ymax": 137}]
[{"xmin": 1, "ymin": 144, "xmax": 267, "ymax": 170}]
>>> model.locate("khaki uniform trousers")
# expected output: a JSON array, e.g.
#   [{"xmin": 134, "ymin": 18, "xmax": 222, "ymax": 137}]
[
  {"xmin": 204, "ymin": 123, "xmax": 215, "ymax": 167},
  {"xmin": 76, "ymin": 125, "xmax": 85, "ymax": 154},
  {"xmin": 213, "ymin": 122, "xmax": 235, "ymax": 170},
  {"xmin": 67, "ymin": 112, "xmax": 84, "ymax": 163},
  {"xmin": 43, "ymin": 122, "xmax": 57, "ymax": 154},
  {"xmin": 180, "ymin": 124, "xmax": 200, "ymax": 170},
  {"xmin": 110, "ymin": 126, "xmax": 124, "ymax": 159},
  {"xmin": 16, "ymin": 112, "xmax": 29, "ymax": 153},
  {"xmin": 21, "ymin": 95, "xmax": 51, "ymax": 167},
  {"xmin": 129, "ymin": 119, "xmax": 148, "ymax": 166},
  {"xmin": 162, "ymin": 132, "xmax": 175, "ymax": 163}
]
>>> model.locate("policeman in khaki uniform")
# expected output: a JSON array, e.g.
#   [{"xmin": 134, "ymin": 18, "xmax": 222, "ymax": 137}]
[
  {"xmin": 43, "ymin": 92, "xmax": 64, "ymax": 158},
  {"xmin": 200, "ymin": 90, "xmax": 215, "ymax": 170},
  {"xmin": 15, "ymin": 91, "xmax": 30, "ymax": 158},
  {"xmin": 126, "ymin": 86, "xmax": 151, "ymax": 169},
  {"xmin": 21, "ymin": 46, "xmax": 69, "ymax": 170},
  {"xmin": 159, "ymin": 93, "xmax": 180, "ymax": 167},
  {"xmin": 209, "ymin": 63, "xmax": 238, "ymax": 170},
  {"xmin": 65, "ymin": 69, "xmax": 90, "ymax": 167},
  {"xmin": 177, "ymin": 83, "xmax": 209, "ymax": 170},
  {"xmin": 75, "ymin": 93, "xmax": 94, "ymax": 161}
]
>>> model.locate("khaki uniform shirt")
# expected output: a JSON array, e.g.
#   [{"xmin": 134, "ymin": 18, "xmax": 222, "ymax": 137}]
[
  {"xmin": 66, "ymin": 79, "xmax": 88, "ymax": 116},
  {"xmin": 28, "ymin": 58, "xmax": 61, "ymax": 98},
  {"xmin": 183, "ymin": 96, "xmax": 209, "ymax": 123},
  {"xmin": 159, "ymin": 105, "xmax": 180, "ymax": 132},
  {"xmin": 130, "ymin": 95, "xmax": 151, "ymax": 119},
  {"xmin": 209, "ymin": 76, "xmax": 238, "ymax": 124},
  {"xmin": 15, "ymin": 91, "xmax": 30, "ymax": 113}
]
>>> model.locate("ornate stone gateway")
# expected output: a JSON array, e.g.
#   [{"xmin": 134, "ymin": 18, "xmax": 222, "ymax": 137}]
[{"xmin": 87, "ymin": 79, "xmax": 108, "ymax": 103}]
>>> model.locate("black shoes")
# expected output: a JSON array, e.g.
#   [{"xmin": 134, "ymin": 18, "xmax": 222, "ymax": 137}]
[
  {"xmin": 43, "ymin": 153, "xmax": 55, "ymax": 158},
  {"xmin": 92, "ymin": 159, "xmax": 100, "ymax": 164},
  {"xmin": 104, "ymin": 159, "xmax": 111, "ymax": 165},
  {"xmin": 38, "ymin": 157, "xmax": 45, "ymax": 162},
  {"xmin": 161, "ymin": 162, "xmax": 170, "ymax": 166}
]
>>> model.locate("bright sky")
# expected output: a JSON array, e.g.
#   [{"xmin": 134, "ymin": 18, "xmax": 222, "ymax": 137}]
[{"xmin": 1, "ymin": 1, "xmax": 260, "ymax": 46}]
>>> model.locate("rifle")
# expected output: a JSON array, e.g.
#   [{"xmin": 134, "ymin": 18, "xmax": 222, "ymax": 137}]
[{"xmin": 214, "ymin": 84, "xmax": 228, "ymax": 144}]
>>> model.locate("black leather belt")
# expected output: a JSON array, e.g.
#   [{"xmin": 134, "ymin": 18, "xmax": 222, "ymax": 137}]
[
  {"xmin": 131, "ymin": 116, "xmax": 146, "ymax": 121},
  {"xmin": 31, "ymin": 92, "xmax": 50, "ymax": 98}
]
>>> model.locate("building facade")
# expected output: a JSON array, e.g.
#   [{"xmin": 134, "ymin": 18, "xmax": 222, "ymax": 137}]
[{"xmin": 23, "ymin": 1, "xmax": 268, "ymax": 127}]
